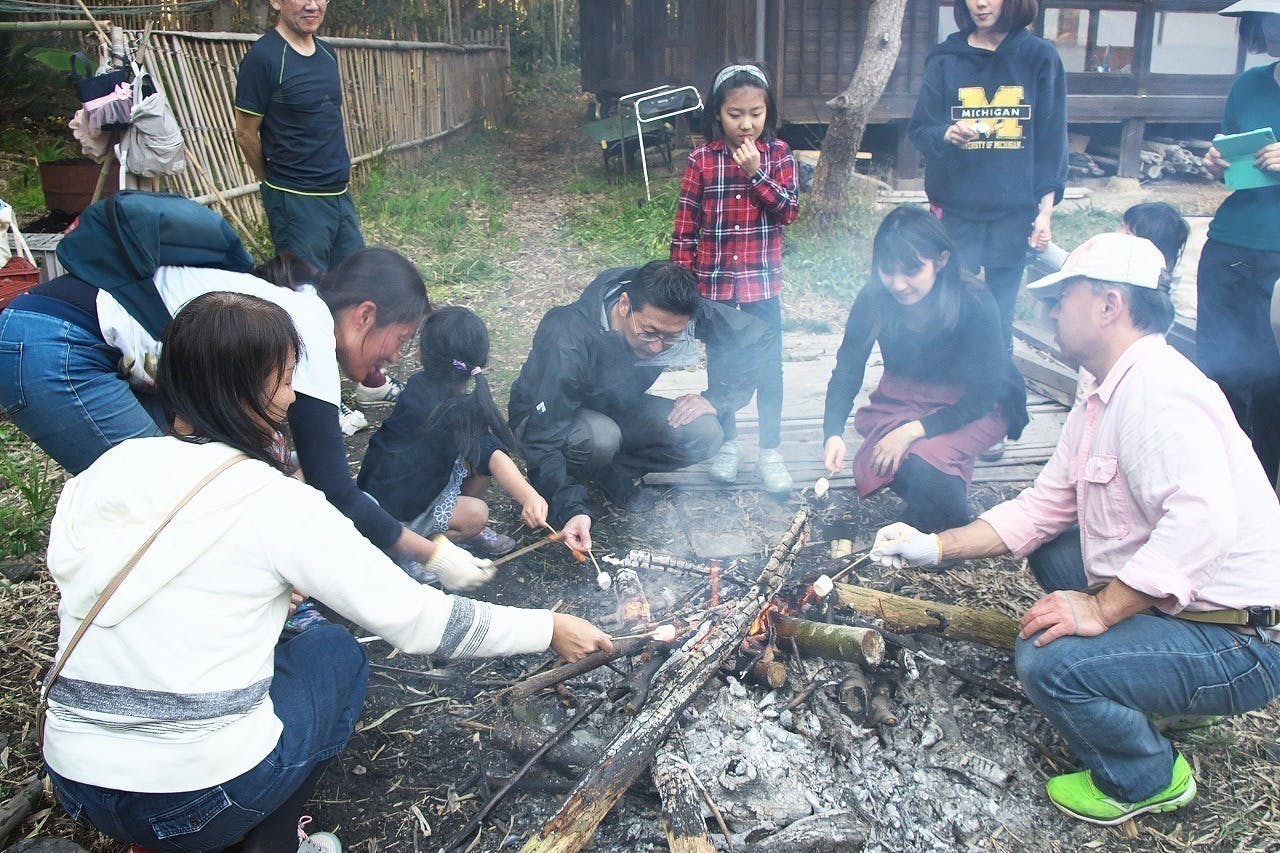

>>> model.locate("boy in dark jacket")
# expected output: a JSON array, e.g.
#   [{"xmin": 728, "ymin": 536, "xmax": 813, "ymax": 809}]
[{"xmin": 509, "ymin": 261, "xmax": 771, "ymax": 552}]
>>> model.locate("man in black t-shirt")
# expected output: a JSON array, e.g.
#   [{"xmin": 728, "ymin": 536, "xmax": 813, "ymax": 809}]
[
  {"xmin": 235, "ymin": 0, "xmax": 403, "ymax": 415},
  {"xmin": 234, "ymin": 0, "xmax": 361, "ymax": 273}
]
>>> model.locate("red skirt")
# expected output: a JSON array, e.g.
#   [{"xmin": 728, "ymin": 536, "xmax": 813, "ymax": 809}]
[{"xmin": 851, "ymin": 372, "xmax": 1008, "ymax": 498}]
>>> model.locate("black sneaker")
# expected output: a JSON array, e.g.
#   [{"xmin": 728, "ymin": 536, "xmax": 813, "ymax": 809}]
[{"xmin": 599, "ymin": 470, "xmax": 659, "ymax": 513}]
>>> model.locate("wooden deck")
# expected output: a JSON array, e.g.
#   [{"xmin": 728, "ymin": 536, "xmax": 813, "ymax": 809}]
[{"xmin": 643, "ymin": 328, "xmax": 1070, "ymax": 491}]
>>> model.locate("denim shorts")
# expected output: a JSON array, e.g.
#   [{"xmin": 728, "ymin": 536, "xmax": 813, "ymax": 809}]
[{"xmin": 48, "ymin": 623, "xmax": 368, "ymax": 851}]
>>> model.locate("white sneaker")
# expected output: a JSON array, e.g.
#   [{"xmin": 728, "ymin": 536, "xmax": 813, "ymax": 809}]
[
  {"xmin": 756, "ymin": 448, "xmax": 794, "ymax": 494},
  {"xmin": 355, "ymin": 376, "xmax": 405, "ymax": 406},
  {"xmin": 338, "ymin": 402, "xmax": 368, "ymax": 436},
  {"xmin": 298, "ymin": 816, "xmax": 343, "ymax": 853}
]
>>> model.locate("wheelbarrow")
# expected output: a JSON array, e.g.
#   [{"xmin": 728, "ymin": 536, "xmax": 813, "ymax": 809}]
[{"xmin": 581, "ymin": 84, "xmax": 703, "ymax": 201}]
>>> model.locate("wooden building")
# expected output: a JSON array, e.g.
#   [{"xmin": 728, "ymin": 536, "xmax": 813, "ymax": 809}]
[{"xmin": 580, "ymin": 0, "xmax": 1258, "ymax": 180}]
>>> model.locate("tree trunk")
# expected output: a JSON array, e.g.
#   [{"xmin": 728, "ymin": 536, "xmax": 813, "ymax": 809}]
[
  {"xmin": 832, "ymin": 583, "xmax": 1020, "ymax": 650},
  {"xmin": 808, "ymin": 0, "xmax": 911, "ymax": 226},
  {"xmin": 520, "ymin": 509, "xmax": 810, "ymax": 853},
  {"xmin": 774, "ymin": 615, "xmax": 886, "ymax": 667}
]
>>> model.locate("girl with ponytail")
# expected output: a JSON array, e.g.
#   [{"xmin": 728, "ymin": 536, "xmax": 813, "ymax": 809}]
[{"xmin": 358, "ymin": 307, "xmax": 548, "ymax": 556}]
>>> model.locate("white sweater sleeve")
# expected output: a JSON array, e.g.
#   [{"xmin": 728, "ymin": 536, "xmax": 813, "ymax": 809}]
[{"xmin": 256, "ymin": 478, "xmax": 553, "ymax": 657}]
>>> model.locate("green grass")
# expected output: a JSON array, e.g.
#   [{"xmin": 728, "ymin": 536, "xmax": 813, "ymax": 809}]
[
  {"xmin": 0, "ymin": 422, "xmax": 59, "ymax": 560},
  {"xmin": 1051, "ymin": 206, "xmax": 1122, "ymax": 252},
  {"xmin": 561, "ymin": 174, "xmax": 681, "ymax": 268},
  {"xmin": 786, "ymin": 200, "xmax": 885, "ymax": 300},
  {"xmin": 356, "ymin": 134, "xmax": 516, "ymax": 300},
  {"xmin": 560, "ymin": 169, "xmax": 887, "ymax": 303}
]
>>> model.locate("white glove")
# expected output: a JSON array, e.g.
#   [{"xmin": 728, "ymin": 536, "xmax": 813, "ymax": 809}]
[
  {"xmin": 426, "ymin": 535, "xmax": 497, "ymax": 592},
  {"xmin": 870, "ymin": 522, "xmax": 942, "ymax": 569}
]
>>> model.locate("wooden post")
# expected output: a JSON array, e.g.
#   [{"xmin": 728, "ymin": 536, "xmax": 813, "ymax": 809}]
[
  {"xmin": 832, "ymin": 582, "xmax": 1019, "ymax": 650},
  {"xmin": 1117, "ymin": 118, "xmax": 1147, "ymax": 180}
]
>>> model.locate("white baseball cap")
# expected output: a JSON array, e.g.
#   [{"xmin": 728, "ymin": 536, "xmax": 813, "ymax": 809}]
[{"xmin": 1026, "ymin": 232, "xmax": 1168, "ymax": 299}]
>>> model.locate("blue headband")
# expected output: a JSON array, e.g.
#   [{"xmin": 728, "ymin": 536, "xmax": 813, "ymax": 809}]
[{"xmin": 713, "ymin": 64, "xmax": 769, "ymax": 94}]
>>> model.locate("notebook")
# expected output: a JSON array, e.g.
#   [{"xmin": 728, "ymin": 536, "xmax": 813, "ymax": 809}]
[{"xmin": 1214, "ymin": 127, "xmax": 1280, "ymax": 191}]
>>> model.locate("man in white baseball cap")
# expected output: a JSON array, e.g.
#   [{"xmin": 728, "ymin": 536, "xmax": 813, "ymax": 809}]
[{"xmin": 869, "ymin": 231, "xmax": 1280, "ymax": 825}]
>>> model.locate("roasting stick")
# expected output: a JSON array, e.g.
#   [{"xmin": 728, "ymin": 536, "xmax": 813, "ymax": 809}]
[
  {"xmin": 489, "ymin": 533, "xmax": 563, "ymax": 568},
  {"xmin": 610, "ymin": 624, "xmax": 678, "ymax": 643},
  {"xmin": 543, "ymin": 522, "xmax": 613, "ymax": 590},
  {"xmin": 829, "ymin": 552, "xmax": 871, "ymax": 585},
  {"xmin": 808, "ymin": 553, "xmax": 871, "ymax": 601}
]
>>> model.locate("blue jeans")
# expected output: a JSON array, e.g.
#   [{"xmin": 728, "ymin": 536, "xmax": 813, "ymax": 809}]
[
  {"xmin": 48, "ymin": 623, "xmax": 369, "ymax": 852},
  {"xmin": 0, "ymin": 307, "xmax": 166, "ymax": 474},
  {"xmin": 1016, "ymin": 528, "xmax": 1280, "ymax": 802},
  {"xmin": 707, "ymin": 296, "xmax": 783, "ymax": 449}
]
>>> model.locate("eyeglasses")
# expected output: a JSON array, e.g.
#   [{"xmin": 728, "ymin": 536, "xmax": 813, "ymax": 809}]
[{"xmin": 628, "ymin": 312, "xmax": 685, "ymax": 346}]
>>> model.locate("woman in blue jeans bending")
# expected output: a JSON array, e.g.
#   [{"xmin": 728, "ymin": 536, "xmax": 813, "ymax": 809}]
[
  {"xmin": 0, "ymin": 194, "xmax": 491, "ymax": 591},
  {"xmin": 41, "ymin": 292, "xmax": 610, "ymax": 852}
]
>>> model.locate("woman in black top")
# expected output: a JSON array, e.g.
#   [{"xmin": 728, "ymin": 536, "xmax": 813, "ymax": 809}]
[{"xmin": 822, "ymin": 207, "xmax": 1028, "ymax": 532}]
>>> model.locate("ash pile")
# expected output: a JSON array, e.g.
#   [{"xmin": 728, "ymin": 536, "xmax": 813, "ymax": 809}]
[{"xmin": 459, "ymin": 507, "xmax": 1091, "ymax": 852}]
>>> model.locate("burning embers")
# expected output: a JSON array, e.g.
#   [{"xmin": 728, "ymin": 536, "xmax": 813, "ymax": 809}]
[{"xmin": 468, "ymin": 509, "xmax": 1036, "ymax": 849}]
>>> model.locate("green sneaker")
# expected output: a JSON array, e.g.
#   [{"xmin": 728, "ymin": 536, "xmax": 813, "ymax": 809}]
[
  {"xmin": 707, "ymin": 440, "xmax": 741, "ymax": 484},
  {"xmin": 756, "ymin": 448, "xmax": 794, "ymax": 493},
  {"xmin": 1046, "ymin": 752, "xmax": 1196, "ymax": 826}
]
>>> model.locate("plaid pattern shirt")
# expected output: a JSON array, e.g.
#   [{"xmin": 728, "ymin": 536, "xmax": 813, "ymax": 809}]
[{"xmin": 670, "ymin": 138, "xmax": 800, "ymax": 303}]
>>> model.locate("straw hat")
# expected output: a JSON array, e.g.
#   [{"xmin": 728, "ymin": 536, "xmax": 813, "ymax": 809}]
[{"xmin": 1218, "ymin": 0, "xmax": 1280, "ymax": 17}]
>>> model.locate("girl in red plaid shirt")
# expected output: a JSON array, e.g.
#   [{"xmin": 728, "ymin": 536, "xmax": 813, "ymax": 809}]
[{"xmin": 670, "ymin": 63, "xmax": 800, "ymax": 492}]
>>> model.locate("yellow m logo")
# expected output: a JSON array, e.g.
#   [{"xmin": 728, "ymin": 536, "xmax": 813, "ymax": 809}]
[{"xmin": 953, "ymin": 86, "xmax": 1031, "ymax": 140}]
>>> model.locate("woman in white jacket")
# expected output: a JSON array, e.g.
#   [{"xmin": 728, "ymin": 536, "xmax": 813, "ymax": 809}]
[{"xmin": 41, "ymin": 291, "xmax": 611, "ymax": 853}]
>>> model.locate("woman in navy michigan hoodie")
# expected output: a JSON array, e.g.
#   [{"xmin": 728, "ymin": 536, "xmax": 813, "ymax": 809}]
[{"xmin": 909, "ymin": 0, "xmax": 1067, "ymax": 351}]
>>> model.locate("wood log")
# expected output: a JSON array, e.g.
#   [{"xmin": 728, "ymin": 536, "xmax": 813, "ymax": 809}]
[
  {"xmin": 832, "ymin": 582, "xmax": 1018, "ymax": 650},
  {"xmin": 0, "ymin": 776, "xmax": 44, "ymax": 843},
  {"xmin": 774, "ymin": 615, "xmax": 885, "ymax": 667},
  {"xmin": 520, "ymin": 508, "xmax": 810, "ymax": 853},
  {"xmin": 623, "ymin": 649, "xmax": 671, "ymax": 715},
  {"xmin": 811, "ymin": 689, "xmax": 857, "ymax": 758},
  {"xmin": 751, "ymin": 658, "xmax": 788, "ymax": 690},
  {"xmin": 613, "ymin": 567, "xmax": 652, "ymax": 626},
  {"xmin": 867, "ymin": 681, "xmax": 897, "ymax": 727},
  {"xmin": 498, "ymin": 637, "xmax": 648, "ymax": 703},
  {"xmin": 837, "ymin": 668, "xmax": 870, "ymax": 717},
  {"xmin": 652, "ymin": 733, "xmax": 713, "ymax": 853},
  {"xmin": 490, "ymin": 714, "xmax": 604, "ymax": 778}
]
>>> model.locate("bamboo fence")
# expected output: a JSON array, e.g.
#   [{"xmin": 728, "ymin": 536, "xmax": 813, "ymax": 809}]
[{"xmin": 130, "ymin": 28, "xmax": 510, "ymax": 237}]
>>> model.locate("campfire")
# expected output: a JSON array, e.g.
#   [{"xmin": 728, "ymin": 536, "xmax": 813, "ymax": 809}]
[{"xmin": 435, "ymin": 507, "xmax": 1046, "ymax": 852}]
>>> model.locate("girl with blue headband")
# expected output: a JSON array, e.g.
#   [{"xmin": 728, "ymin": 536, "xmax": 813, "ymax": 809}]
[{"xmin": 670, "ymin": 62, "xmax": 800, "ymax": 493}]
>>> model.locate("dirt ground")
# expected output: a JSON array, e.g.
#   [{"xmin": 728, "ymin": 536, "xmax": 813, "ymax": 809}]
[
  {"xmin": 302, "ymin": 94, "xmax": 1276, "ymax": 852},
  {"xmin": 3, "ymin": 81, "xmax": 1278, "ymax": 853}
]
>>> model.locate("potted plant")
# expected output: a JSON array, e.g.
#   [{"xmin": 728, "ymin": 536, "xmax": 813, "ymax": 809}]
[{"xmin": 36, "ymin": 138, "xmax": 118, "ymax": 216}]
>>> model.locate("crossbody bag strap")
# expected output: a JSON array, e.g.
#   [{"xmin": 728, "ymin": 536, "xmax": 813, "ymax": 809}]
[{"xmin": 37, "ymin": 452, "xmax": 251, "ymax": 748}]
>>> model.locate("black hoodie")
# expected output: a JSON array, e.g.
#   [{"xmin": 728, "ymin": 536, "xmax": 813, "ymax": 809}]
[
  {"xmin": 508, "ymin": 267, "xmax": 771, "ymax": 525},
  {"xmin": 908, "ymin": 28, "xmax": 1068, "ymax": 220}
]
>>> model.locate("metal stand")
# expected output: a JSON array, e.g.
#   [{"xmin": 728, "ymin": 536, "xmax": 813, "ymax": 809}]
[{"xmin": 617, "ymin": 84, "xmax": 703, "ymax": 201}]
